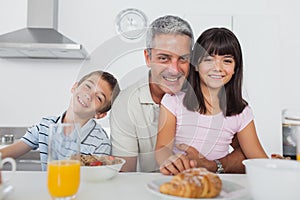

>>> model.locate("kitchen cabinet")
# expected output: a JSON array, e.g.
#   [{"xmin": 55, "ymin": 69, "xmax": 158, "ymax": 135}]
[
  {"xmin": 2, "ymin": 150, "xmax": 41, "ymax": 171},
  {"xmin": 0, "ymin": 127, "xmax": 41, "ymax": 171}
]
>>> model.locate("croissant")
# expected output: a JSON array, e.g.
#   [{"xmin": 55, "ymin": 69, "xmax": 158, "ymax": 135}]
[{"xmin": 159, "ymin": 168, "xmax": 222, "ymax": 198}]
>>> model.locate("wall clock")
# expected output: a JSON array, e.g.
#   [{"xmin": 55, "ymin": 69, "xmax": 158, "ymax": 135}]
[{"xmin": 115, "ymin": 8, "xmax": 148, "ymax": 40}]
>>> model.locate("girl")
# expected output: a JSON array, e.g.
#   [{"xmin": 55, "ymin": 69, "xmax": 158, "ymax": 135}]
[{"xmin": 155, "ymin": 27, "xmax": 268, "ymax": 174}]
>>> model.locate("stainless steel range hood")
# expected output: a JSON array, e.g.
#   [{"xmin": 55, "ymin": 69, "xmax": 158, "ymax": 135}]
[{"xmin": 0, "ymin": 0, "xmax": 87, "ymax": 59}]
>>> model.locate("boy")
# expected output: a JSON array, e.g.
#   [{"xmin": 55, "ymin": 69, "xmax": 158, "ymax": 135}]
[{"xmin": 0, "ymin": 70, "xmax": 120, "ymax": 170}]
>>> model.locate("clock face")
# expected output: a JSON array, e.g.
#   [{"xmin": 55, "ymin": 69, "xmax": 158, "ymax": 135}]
[{"xmin": 116, "ymin": 8, "xmax": 148, "ymax": 40}]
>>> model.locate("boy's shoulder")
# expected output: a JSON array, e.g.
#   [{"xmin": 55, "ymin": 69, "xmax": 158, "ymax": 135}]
[
  {"xmin": 40, "ymin": 115, "xmax": 61, "ymax": 126},
  {"xmin": 90, "ymin": 120, "xmax": 109, "ymax": 139},
  {"xmin": 91, "ymin": 120, "xmax": 106, "ymax": 133}
]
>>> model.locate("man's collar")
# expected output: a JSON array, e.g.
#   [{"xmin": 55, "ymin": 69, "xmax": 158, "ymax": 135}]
[{"xmin": 137, "ymin": 74, "xmax": 156, "ymax": 104}]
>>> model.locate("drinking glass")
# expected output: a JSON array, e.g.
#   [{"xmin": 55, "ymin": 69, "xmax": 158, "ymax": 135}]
[{"xmin": 47, "ymin": 123, "xmax": 81, "ymax": 200}]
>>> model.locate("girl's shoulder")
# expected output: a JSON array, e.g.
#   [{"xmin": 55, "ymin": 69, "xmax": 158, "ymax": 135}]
[
  {"xmin": 163, "ymin": 91, "xmax": 185, "ymax": 100},
  {"xmin": 161, "ymin": 92, "xmax": 186, "ymax": 114},
  {"xmin": 241, "ymin": 105, "xmax": 253, "ymax": 115},
  {"xmin": 234, "ymin": 105, "xmax": 254, "ymax": 121}
]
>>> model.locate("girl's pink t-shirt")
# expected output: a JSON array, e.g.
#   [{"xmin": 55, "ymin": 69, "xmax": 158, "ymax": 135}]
[{"xmin": 161, "ymin": 92, "xmax": 254, "ymax": 160}]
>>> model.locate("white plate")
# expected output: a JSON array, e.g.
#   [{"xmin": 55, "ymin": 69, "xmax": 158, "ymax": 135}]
[{"xmin": 146, "ymin": 177, "xmax": 251, "ymax": 200}]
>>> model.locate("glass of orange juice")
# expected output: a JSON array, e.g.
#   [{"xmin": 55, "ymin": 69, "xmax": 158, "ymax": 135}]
[{"xmin": 47, "ymin": 123, "xmax": 81, "ymax": 200}]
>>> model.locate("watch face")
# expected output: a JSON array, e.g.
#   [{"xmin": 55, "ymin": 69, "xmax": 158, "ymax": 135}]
[{"xmin": 116, "ymin": 8, "xmax": 148, "ymax": 40}]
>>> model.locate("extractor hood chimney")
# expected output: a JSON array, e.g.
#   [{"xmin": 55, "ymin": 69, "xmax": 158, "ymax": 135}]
[{"xmin": 0, "ymin": 0, "xmax": 88, "ymax": 59}]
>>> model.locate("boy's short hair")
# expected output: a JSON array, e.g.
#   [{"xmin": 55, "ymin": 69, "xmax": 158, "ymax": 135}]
[{"xmin": 78, "ymin": 70, "xmax": 120, "ymax": 113}]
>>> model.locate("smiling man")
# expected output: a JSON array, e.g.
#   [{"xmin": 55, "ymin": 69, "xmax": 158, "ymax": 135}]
[
  {"xmin": 146, "ymin": 33, "xmax": 191, "ymax": 99},
  {"xmin": 110, "ymin": 15, "xmax": 247, "ymax": 173}
]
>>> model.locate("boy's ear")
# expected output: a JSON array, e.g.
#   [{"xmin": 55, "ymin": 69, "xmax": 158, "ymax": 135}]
[
  {"xmin": 95, "ymin": 112, "xmax": 107, "ymax": 119},
  {"xmin": 71, "ymin": 82, "xmax": 79, "ymax": 93}
]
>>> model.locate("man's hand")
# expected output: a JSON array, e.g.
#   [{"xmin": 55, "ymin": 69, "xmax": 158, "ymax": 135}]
[
  {"xmin": 271, "ymin": 154, "xmax": 291, "ymax": 160},
  {"xmin": 176, "ymin": 144, "xmax": 216, "ymax": 171},
  {"xmin": 159, "ymin": 154, "xmax": 194, "ymax": 175}
]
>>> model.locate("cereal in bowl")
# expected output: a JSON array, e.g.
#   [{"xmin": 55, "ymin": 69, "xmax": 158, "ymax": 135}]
[{"xmin": 79, "ymin": 155, "xmax": 122, "ymax": 166}]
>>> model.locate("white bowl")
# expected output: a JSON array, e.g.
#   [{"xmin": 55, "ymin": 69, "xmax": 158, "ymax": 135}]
[
  {"xmin": 81, "ymin": 157, "xmax": 125, "ymax": 182},
  {"xmin": 243, "ymin": 158, "xmax": 300, "ymax": 200}
]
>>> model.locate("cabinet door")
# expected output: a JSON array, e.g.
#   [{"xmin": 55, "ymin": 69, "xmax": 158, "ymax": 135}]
[{"xmin": 233, "ymin": 15, "xmax": 281, "ymax": 155}]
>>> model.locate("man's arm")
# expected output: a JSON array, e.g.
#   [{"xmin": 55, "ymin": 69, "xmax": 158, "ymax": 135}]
[
  {"xmin": 110, "ymin": 112, "xmax": 139, "ymax": 172},
  {"xmin": 177, "ymin": 135, "xmax": 246, "ymax": 173},
  {"xmin": 110, "ymin": 91, "xmax": 140, "ymax": 172},
  {"xmin": 119, "ymin": 156, "xmax": 137, "ymax": 172},
  {"xmin": 219, "ymin": 135, "xmax": 246, "ymax": 173}
]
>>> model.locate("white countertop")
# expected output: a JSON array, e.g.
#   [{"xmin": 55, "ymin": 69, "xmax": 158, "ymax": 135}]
[{"xmin": 1, "ymin": 171, "xmax": 252, "ymax": 200}]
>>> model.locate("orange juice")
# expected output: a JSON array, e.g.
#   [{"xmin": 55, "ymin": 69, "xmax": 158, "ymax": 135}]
[{"xmin": 47, "ymin": 160, "xmax": 80, "ymax": 197}]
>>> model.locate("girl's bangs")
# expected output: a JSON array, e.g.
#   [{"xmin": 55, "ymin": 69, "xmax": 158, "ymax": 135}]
[
  {"xmin": 204, "ymin": 36, "xmax": 235, "ymax": 56},
  {"xmin": 191, "ymin": 31, "xmax": 237, "ymax": 66}
]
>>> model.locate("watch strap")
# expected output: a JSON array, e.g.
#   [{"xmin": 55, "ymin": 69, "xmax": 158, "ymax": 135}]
[{"xmin": 214, "ymin": 159, "xmax": 225, "ymax": 174}]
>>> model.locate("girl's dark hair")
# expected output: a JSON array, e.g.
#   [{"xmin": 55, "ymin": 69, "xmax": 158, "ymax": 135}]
[{"xmin": 183, "ymin": 27, "xmax": 247, "ymax": 116}]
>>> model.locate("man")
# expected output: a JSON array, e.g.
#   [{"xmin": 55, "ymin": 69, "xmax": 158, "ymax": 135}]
[{"xmin": 110, "ymin": 15, "xmax": 246, "ymax": 173}]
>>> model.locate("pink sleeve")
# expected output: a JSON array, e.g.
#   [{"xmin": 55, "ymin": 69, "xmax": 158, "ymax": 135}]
[
  {"xmin": 161, "ymin": 94, "xmax": 177, "ymax": 115},
  {"xmin": 161, "ymin": 93, "xmax": 185, "ymax": 116},
  {"xmin": 237, "ymin": 106, "xmax": 254, "ymax": 132}
]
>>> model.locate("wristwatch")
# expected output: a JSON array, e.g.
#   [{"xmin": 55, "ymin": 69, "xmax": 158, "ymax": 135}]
[{"xmin": 214, "ymin": 159, "xmax": 225, "ymax": 174}]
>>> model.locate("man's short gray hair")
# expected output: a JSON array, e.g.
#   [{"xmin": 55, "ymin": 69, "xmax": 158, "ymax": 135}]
[{"xmin": 146, "ymin": 15, "xmax": 194, "ymax": 50}]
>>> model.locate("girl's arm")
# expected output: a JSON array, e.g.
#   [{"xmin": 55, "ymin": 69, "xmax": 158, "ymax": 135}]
[
  {"xmin": 237, "ymin": 120, "xmax": 268, "ymax": 158},
  {"xmin": 155, "ymin": 105, "xmax": 191, "ymax": 175},
  {"xmin": 155, "ymin": 105, "xmax": 176, "ymax": 165}
]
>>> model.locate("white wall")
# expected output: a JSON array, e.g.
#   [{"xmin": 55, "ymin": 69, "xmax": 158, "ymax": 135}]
[{"xmin": 1, "ymin": 0, "xmax": 300, "ymax": 156}]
